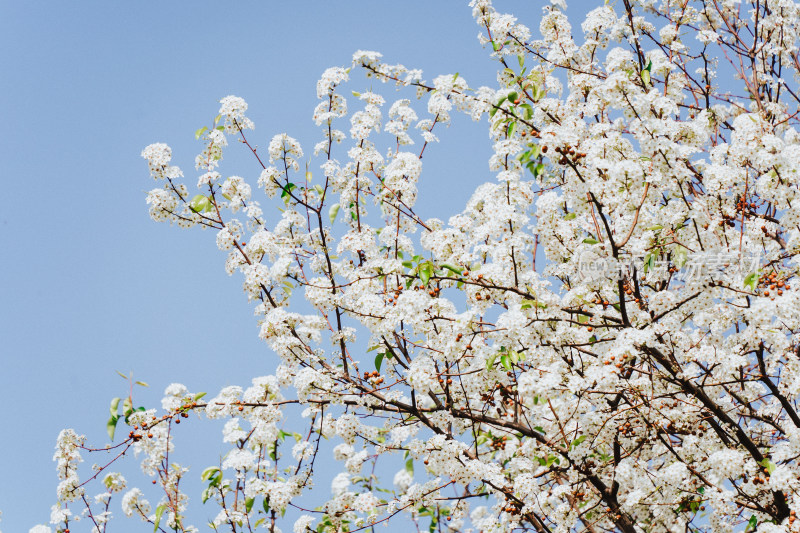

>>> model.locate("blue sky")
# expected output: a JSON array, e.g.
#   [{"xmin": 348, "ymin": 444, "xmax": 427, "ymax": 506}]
[{"xmin": 0, "ymin": 1, "xmax": 525, "ymax": 530}]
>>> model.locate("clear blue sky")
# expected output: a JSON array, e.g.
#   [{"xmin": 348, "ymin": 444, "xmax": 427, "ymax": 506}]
[{"xmin": 0, "ymin": 1, "xmax": 528, "ymax": 530}]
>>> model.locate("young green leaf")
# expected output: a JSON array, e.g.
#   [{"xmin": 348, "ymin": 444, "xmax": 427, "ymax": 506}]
[
  {"xmin": 106, "ymin": 415, "xmax": 119, "ymax": 441},
  {"xmin": 419, "ymin": 263, "xmax": 432, "ymax": 286},
  {"xmin": 673, "ymin": 246, "xmax": 689, "ymax": 269},
  {"xmin": 641, "ymin": 59, "xmax": 653, "ymax": 86},
  {"xmin": 201, "ymin": 466, "xmax": 221, "ymax": 482},
  {"xmin": 190, "ymin": 194, "xmax": 212, "ymax": 214},
  {"xmin": 506, "ymin": 120, "xmax": 517, "ymax": 138},
  {"xmin": 109, "ymin": 397, "xmax": 121, "ymax": 417},
  {"xmin": 328, "ymin": 203, "xmax": 340, "ymax": 224},
  {"xmin": 440, "ymin": 263, "xmax": 463, "ymax": 276},
  {"xmin": 743, "ymin": 272, "xmax": 759, "ymax": 291},
  {"xmin": 122, "ymin": 397, "xmax": 133, "ymax": 416},
  {"xmin": 154, "ymin": 504, "xmax": 166, "ymax": 532}
]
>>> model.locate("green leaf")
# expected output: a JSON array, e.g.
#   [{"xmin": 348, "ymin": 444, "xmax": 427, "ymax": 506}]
[
  {"xmin": 405, "ymin": 458, "xmax": 414, "ymax": 474},
  {"xmin": 517, "ymin": 54, "xmax": 525, "ymax": 68},
  {"xmin": 375, "ymin": 352, "xmax": 385, "ymax": 373},
  {"xmin": 564, "ymin": 213, "xmax": 577, "ymax": 220},
  {"xmin": 214, "ymin": 114, "xmax": 222, "ymax": 125},
  {"xmin": 201, "ymin": 467, "xmax": 221, "ymax": 482},
  {"xmin": 189, "ymin": 194, "xmax": 212, "ymax": 213},
  {"xmin": 673, "ymin": 246, "xmax": 689, "ymax": 269},
  {"xmin": 532, "ymin": 84, "xmax": 546, "ymax": 102},
  {"xmin": 280, "ymin": 182, "xmax": 297, "ymax": 203},
  {"xmin": 491, "ymin": 40, "xmax": 501, "ymax": 52},
  {"xmin": 245, "ymin": 497, "xmax": 255, "ymax": 513},
  {"xmin": 486, "ymin": 353, "xmax": 498, "ymax": 370},
  {"xmin": 106, "ymin": 415, "xmax": 119, "ymax": 441},
  {"xmin": 122, "ymin": 397, "xmax": 132, "ymax": 416},
  {"xmin": 571, "ymin": 435, "xmax": 587, "ymax": 449},
  {"xmin": 440, "ymin": 263, "xmax": 462, "ymax": 276},
  {"xmin": 201, "ymin": 487, "xmax": 212, "ymax": 504},
  {"xmin": 744, "ymin": 272, "xmax": 759, "ymax": 291},
  {"xmin": 263, "ymin": 498, "xmax": 271, "ymax": 514},
  {"xmin": 110, "ymin": 397, "xmax": 121, "ymax": 417},
  {"xmin": 643, "ymin": 253, "xmax": 656, "ymax": 273},
  {"xmin": 116, "ymin": 371, "xmax": 128, "ymax": 380},
  {"xmin": 419, "ymin": 262, "xmax": 432, "ymax": 286},
  {"xmin": 758, "ymin": 458, "xmax": 777, "ymax": 475},
  {"xmin": 582, "ymin": 238, "xmax": 599, "ymax": 244},
  {"xmin": 135, "ymin": 381, "xmax": 149, "ymax": 387},
  {"xmin": 328, "ymin": 203, "xmax": 340, "ymax": 224},
  {"xmin": 506, "ymin": 120, "xmax": 517, "ymax": 138},
  {"xmin": 501, "ymin": 354, "xmax": 512, "ymax": 371},
  {"xmin": 746, "ymin": 515, "xmax": 758, "ymax": 532},
  {"xmin": 154, "ymin": 504, "xmax": 166, "ymax": 532},
  {"xmin": 195, "ymin": 126, "xmax": 208, "ymax": 140},
  {"xmin": 452, "ymin": 72, "xmax": 459, "ymax": 82},
  {"xmin": 194, "ymin": 392, "xmax": 207, "ymax": 401},
  {"xmin": 533, "ymin": 162, "xmax": 545, "ymax": 176},
  {"xmin": 641, "ymin": 59, "xmax": 653, "ymax": 86},
  {"xmin": 507, "ymin": 91, "xmax": 519, "ymax": 104},
  {"xmin": 521, "ymin": 299, "xmax": 534, "ymax": 309}
]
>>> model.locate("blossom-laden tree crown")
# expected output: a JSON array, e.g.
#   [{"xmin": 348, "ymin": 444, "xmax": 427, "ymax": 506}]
[{"xmin": 37, "ymin": 1, "xmax": 800, "ymax": 532}]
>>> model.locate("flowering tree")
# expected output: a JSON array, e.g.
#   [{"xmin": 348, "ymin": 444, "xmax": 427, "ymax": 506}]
[{"xmin": 40, "ymin": 1, "xmax": 800, "ymax": 532}]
